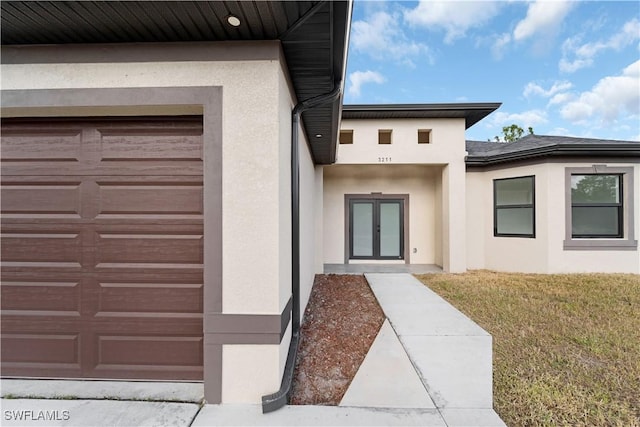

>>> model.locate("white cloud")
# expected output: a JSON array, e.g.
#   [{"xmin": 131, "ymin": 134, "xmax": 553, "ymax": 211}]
[
  {"xmin": 548, "ymin": 92, "xmax": 575, "ymax": 106},
  {"xmin": 560, "ymin": 18, "xmax": 640, "ymax": 73},
  {"xmin": 348, "ymin": 70, "xmax": 386, "ymax": 97},
  {"xmin": 523, "ymin": 80, "xmax": 573, "ymax": 98},
  {"xmin": 491, "ymin": 33, "xmax": 512, "ymax": 60},
  {"xmin": 489, "ymin": 109, "xmax": 549, "ymax": 128},
  {"xmin": 560, "ymin": 60, "xmax": 640, "ymax": 123},
  {"xmin": 351, "ymin": 10, "xmax": 430, "ymax": 66},
  {"xmin": 549, "ymin": 127, "xmax": 571, "ymax": 136},
  {"xmin": 404, "ymin": 1, "xmax": 502, "ymax": 44},
  {"xmin": 513, "ymin": 1, "xmax": 574, "ymax": 42}
]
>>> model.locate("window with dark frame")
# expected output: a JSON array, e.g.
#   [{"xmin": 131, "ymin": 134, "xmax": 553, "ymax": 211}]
[
  {"xmin": 418, "ymin": 129, "xmax": 431, "ymax": 144},
  {"xmin": 494, "ymin": 176, "xmax": 535, "ymax": 237},
  {"xmin": 339, "ymin": 129, "xmax": 353, "ymax": 144},
  {"xmin": 571, "ymin": 174, "xmax": 623, "ymax": 238},
  {"xmin": 378, "ymin": 129, "xmax": 392, "ymax": 144}
]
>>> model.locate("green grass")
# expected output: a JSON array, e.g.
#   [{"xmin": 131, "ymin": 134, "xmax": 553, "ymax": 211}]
[{"xmin": 415, "ymin": 270, "xmax": 640, "ymax": 427}]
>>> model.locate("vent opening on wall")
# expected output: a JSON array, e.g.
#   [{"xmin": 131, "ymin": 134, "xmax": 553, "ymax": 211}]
[
  {"xmin": 378, "ymin": 129, "xmax": 392, "ymax": 144},
  {"xmin": 339, "ymin": 130, "xmax": 353, "ymax": 144},
  {"xmin": 418, "ymin": 129, "xmax": 431, "ymax": 144}
]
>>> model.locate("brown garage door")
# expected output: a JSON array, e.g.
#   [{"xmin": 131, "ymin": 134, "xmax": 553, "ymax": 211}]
[{"xmin": 1, "ymin": 117, "xmax": 204, "ymax": 380}]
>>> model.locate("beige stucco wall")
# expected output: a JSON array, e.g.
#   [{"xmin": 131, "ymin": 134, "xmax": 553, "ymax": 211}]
[
  {"xmin": 323, "ymin": 164, "xmax": 440, "ymax": 265},
  {"xmin": 337, "ymin": 118, "xmax": 466, "ymax": 164},
  {"xmin": 1, "ymin": 42, "xmax": 299, "ymax": 403},
  {"xmin": 466, "ymin": 161, "xmax": 639, "ymax": 274}
]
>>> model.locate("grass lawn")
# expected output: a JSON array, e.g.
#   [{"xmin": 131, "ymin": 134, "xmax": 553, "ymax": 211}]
[{"xmin": 415, "ymin": 270, "xmax": 640, "ymax": 427}]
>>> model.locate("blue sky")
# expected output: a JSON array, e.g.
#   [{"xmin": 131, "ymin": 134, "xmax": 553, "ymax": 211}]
[{"xmin": 343, "ymin": 1, "xmax": 640, "ymax": 141}]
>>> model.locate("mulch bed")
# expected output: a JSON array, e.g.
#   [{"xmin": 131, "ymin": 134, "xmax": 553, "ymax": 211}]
[{"xmin": 290, "ymin": 274, "xmax": 385, "ymax": 405}]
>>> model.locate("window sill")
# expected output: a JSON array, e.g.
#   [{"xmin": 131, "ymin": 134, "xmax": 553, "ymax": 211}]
[{"xmin": 563, "ymin": 239, "xmax": 638, "ymax": 251}]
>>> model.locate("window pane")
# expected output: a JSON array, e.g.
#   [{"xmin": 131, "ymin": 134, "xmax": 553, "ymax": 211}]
[
  {"xmin": 352, "ymin": 203, "xmax": 373, "ymax": 256},
  {"xmin": 572, "ymin": 206, "xmax": 620, "ymax": 237},
  {"xmin": 495, "ymin": 177, "xmax": 533, "ymax": 205},
  {"xmin": 571, "ymin": 175, "xmax": 620, "ymax": 203},
  {"xmin": 496, "ymin": 208, "xmax": 533, "ymax": 235},
  {"xmin": 379, "ymin": 202, "xmax": 401, "ymax": 257}
]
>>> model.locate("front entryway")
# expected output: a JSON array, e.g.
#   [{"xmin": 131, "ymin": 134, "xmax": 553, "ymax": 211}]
[{"xmin": 348, "ymin": 198, "xmax": 405, "ymax": 260}]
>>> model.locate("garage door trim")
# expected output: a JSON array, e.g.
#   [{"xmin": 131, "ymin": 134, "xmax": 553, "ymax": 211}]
[{"xmin": 1, "ymin": 87, "xmax": 223, "ymax": 402}]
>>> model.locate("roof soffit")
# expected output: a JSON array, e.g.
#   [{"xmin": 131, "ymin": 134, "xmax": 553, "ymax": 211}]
[{"xmin": 1, "ymin": 1, "xmax": 352, "ymax": 164}]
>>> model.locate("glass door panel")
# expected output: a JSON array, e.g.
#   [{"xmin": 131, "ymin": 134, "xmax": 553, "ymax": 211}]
[
  {"xmin": 349, "ymin": 198, "xmax": 404, "ymax": 260},
  {"xmin": 379, "ymin": 202, "xmax": 401, "ymax": 257},
  {"xmin": 352, "ymin": 202, "xmax": 374, "ymax": 257}
]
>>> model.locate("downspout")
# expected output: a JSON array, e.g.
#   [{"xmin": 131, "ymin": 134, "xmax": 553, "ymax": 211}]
[{"xmin": 261, "ymin": 82, "xmax": 342, "ymax": 413}]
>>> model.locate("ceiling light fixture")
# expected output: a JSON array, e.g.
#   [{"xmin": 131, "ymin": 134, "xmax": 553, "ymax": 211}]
[
  {"xmin": 226, "ymin": 15, "xmax": 241, "ymax": 27},
  {"xmin": 315, "ymin": 134, "xmax": 323, "ymax": 138}
]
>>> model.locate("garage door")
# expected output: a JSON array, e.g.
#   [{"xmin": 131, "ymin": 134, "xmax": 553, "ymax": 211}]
[{"xmin": 0, "ymin": 117, "xmax": 204, "ymax": 380}]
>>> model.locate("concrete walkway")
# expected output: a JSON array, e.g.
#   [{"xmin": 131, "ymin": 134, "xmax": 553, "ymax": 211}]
[{"xmin": 1, "ymin": 273, "xmax": 505, "ymax": 426}]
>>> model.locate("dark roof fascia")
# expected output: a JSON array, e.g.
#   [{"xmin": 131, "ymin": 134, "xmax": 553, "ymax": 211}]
[
  {"xmin": 314, "ymin": 0, "xmax": 351, "ymax": 165},
  {"xmin": 466, "ymin": 143, "xmax": 640, "ymax": 167},
  {"xmin": 342, "ymin": 103, "xmax": 502, "ymax": 129}
]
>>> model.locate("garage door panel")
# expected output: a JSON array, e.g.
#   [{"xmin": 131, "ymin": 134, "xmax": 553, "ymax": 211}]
[
  {"xmin": 95, "ymin": 232, "xmax": 203, "ymax": 266},
  {"xmin": 2, "ymin": 333, "xmax": 81, "ymax": 365},
  {"xmin": 1, "ymin": 182, "xmax": 82, "ymax": 218},
  {"xmin": 91, "ymin": 366, "xmax": 202, "ymax": 381},
  {"xmin": 0, "ymin": 127, "xmax": 82, "ymax": 162},
  {"xmin": 0, "ymin": 162, "xmax": 204, "ymax": 177},
  {"xmin": 1, "ymin": 279, "xmax": 82, "ymax": 314},
  {"xmin": 0, "ymin": 230, "xmax": 84, "ymax": 266},
  {"xmin": 96, "ymin": 281, "xmax": 203, "ymax": 315},
  {"xmin": 97, "ymin": 181, "xmax": 203, "ymax": 216},
  {"xmin": 96, "ymin": 335, "xmax": 203, "ymax": 365},
  {"xmin": 90, "ymin": 162, "xmax": 204, "ymax": 177},
  {"xmin": 99, "ymin": 131, "xmax": 203, "ymax": 161}
]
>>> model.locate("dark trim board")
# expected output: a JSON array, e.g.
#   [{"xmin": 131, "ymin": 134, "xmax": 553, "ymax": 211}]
[{"xmin": 204, "ymin": 297, "xmax": 292, "ymax": 345}]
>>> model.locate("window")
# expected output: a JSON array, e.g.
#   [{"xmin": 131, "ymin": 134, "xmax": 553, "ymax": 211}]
[
  {"xmin": 564, "ymin": 166, "xmax": 636, "ymax": 250},
  {"xmin": 418, "ymin": 129, "xmax": 431, "ymax": 144},
  {"xmin": 571, "ymin": 174, "xmax": 622, "ymax": 238},
  {"xmin": 494, "ymin": 176, "xmax": 535, "ymax": 237},
  {"xmin": 339, "ymin": 130, "xmax": 353, "ymax": 144},
  {"xmin": 378, "ymin": 129, "xmax": 392, "ymax": 144}
]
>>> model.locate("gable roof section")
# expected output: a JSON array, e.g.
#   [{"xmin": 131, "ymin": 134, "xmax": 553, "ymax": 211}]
[
  {"xmin": 0, "ymin": 0, "xmax": 351, "ymax": 165},
  {"xmin": 342, "ymin": 103, "xmax": 502, "ymax": 129},
  {"xmin": 466, "ymin": 134, "xmax": 640, "ymax": 166}
]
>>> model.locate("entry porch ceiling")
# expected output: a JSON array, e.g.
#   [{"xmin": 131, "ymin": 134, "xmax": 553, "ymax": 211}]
[{"xmin": 0, "ymin": 1, "xmax": 352, "ymax": 164}]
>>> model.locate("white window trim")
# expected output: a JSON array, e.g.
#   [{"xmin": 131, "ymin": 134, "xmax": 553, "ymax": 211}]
[{"xmin": 564, "ymin": 165, "xmax": 637, "ymax": 250}]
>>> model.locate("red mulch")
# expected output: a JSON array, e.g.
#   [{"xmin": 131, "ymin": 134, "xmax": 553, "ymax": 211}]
[{"xmin": 290, "ymin": 274, "xmax": 385, "ymax": 405}]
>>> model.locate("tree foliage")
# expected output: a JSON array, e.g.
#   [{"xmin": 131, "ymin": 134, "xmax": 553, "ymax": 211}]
[{"xmin": 490, "ymin": 124, "xmax": 534, "ymax": 142}]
